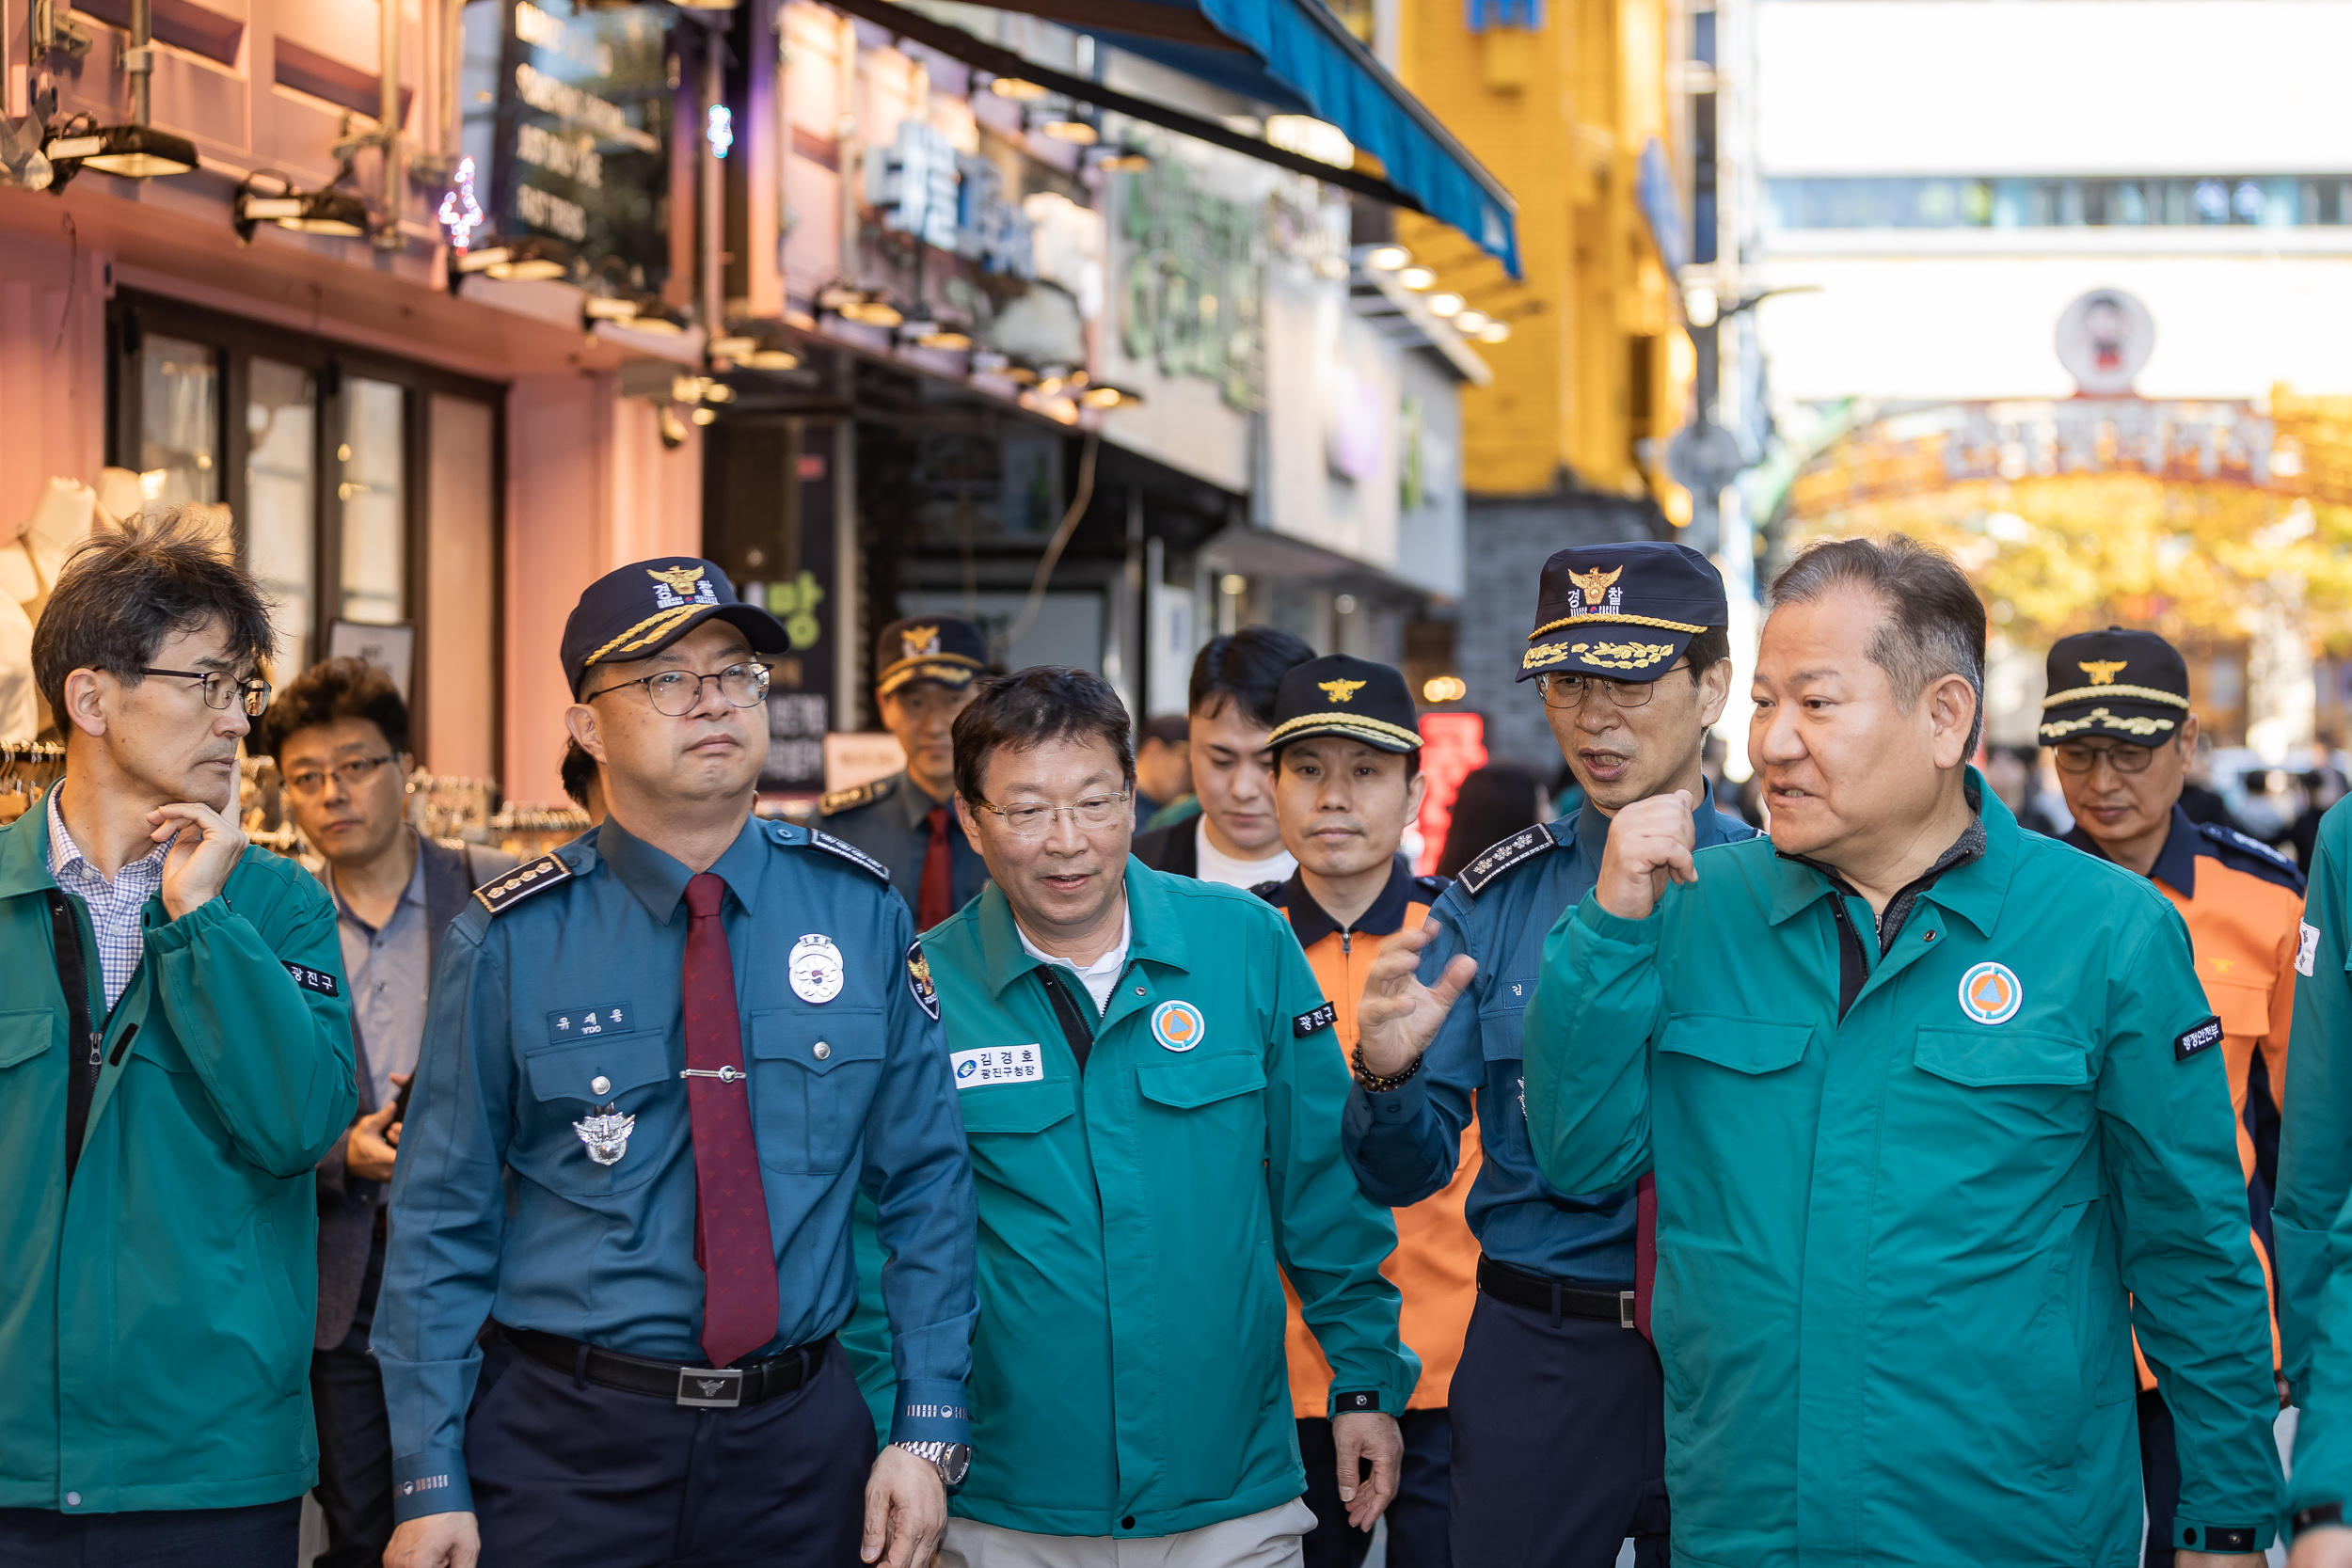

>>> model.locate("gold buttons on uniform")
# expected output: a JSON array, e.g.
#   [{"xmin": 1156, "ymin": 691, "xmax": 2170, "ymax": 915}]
[{"xmin": 813, "ymin": 1042, "xmax": 831, "ymax": 1060}]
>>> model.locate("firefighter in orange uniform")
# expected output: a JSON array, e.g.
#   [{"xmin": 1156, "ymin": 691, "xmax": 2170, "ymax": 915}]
[
  {"xmin": 2046, "ymin": 626, "xmax": 2302, "ymax": 1568},
  {"xmin": 1251, "ymin": 655, "xmax": 1479, "ymax": 1568}
]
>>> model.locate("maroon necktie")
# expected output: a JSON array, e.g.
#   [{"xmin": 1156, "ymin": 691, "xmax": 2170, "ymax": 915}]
[
  {"xmin": 919, "ymin": 805, "xmax": 954, "ymax": 929},
  {"xmin": 681, "ymin": 872, "xmax": 778, "ymax": 1369}
]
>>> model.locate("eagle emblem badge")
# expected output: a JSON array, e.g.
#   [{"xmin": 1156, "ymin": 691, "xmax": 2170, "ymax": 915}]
[
  {"xmin": 900, "ymin": 625, "xmax": 942, "ymax": 660},
  {"xmin": 646, "ymin": 564, "xmax": 719, "ymax": 610},
  {"xmin": 1565, "ymin": 565, "xmax": 1624, "ymax": 615},
  {"xmin": 573, "ymin": 1105, "xmax": 636, "ymax": 1166},
  {"xmin": 2078, "ymin": 659, "xmax": 2128, "ymax": 687},
  {"xmin": 1317, "ymin": 678, "xmax": 1368, "ymax": 704}
]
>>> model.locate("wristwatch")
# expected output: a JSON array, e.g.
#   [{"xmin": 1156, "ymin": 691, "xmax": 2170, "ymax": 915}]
[{"xmin": 893, "ymin": 1439, "xmax": 972, "ymax": 1487}]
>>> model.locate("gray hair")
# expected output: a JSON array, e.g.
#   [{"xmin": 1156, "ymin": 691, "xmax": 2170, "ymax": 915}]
[
  {"xmin": 32, "ymin": 508, "xmax": 277, "ymax": 723},
  {"xmin": 1768, "ymin": 535, "xmax": 1987, "ymax": 755}
]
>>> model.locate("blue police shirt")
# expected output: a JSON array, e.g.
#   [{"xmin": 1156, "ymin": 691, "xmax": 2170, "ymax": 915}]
[
  {"xmin": 374, "ymin": 813, "xmax": 977, "ymax": 1522},
  {"xmin": 1343, "ymin": 798, "xmax": 1755, "ymax": 1281}
]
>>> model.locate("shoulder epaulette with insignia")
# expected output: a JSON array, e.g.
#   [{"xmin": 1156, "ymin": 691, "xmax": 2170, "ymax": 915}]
[
  {"xmin": 818, "ymin": 775, "xmax": 895, "ymax": 816},
  {"xmin": 474, "ymin": 851, "xmax": 573, "ymax": 913},
  {"xmin": 1455, "ymin": 825, "xmax": 1558, "ymax": 898},
  {"xmin": 2197, "ymin": 821, "xmax": 2306, "ymax": 892},
  {"xmin": 1250, "ymin": 879, "xmax": 1288, "ymax": 906},
  {"xmin": 807, "ymin": 829, "xmax": 892, "ymax": 883},
  {"xmin": 1414, "ymin": 874, "xmax": 1452, "ymax": 901}
]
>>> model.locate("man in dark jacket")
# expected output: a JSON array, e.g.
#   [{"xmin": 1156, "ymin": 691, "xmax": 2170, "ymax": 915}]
[
  {"xmin": 1130, "ymin": 626, "xmax": 1314, "ymax": 887},
  {"xmin": 259, "ymin": 660, "xmax": 516, "ymax": 1568}
]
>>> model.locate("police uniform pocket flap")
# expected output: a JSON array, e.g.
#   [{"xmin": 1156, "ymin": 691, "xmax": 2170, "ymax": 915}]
[
  {"xmin": 958, "ymin": 1076, "xmax": 1077, "ymax": 1135},
  {"xmin": 0, "ymin": 1007, "xmax": 54, "ymax": 1070},
  {"xmin": 524, "ymin": 1033, "xmax": 671, "ymax": 1103},
  {"xmin": 1136, "ymin": 1050, "xmax": 1269, "ymax": 1109},
  {"xmin": 1657, "ymin": 1013, "xmax": 1812, "ymax": 1075},
  {"xmin": 1914, "ymin": 1026, "xmax": 2090, "ymax": 1088},
  {"xmin": 750, "ymin": 1007, "xmax": 885, "ymax": 1076}
]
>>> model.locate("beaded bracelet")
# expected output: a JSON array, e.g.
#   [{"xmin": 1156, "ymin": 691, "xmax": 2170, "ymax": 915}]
[{"xmin": 1351, "ymin": 1045, "xmax": 1423, "ymax": 1094}]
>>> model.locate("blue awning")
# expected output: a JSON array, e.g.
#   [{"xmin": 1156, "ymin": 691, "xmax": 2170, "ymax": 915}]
[{"xmin": 1082, "ymin": 1, "xmax": 1521, "ymax": 275}]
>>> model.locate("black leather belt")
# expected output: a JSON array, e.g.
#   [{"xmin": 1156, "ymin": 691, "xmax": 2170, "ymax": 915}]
[
  {"xmin": 499, "ymin": 1323, "xmax": 831, "ymax": 1409},
  {"xmin": 1476, "ymin": 1255, "xmax": 1637, "ymax": 1328}
]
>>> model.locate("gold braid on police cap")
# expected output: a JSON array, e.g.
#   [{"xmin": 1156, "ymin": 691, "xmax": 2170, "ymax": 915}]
[
  {"xmin": 2041, "ymin": 683, "xmax": 2189, "ymax": 710},
  {"xmin": 1528, "ymin": 612, "xmax": 1708, "ymax": 639},
  {"xmin": 582, "ymin": 605, "xmax": 703, "ymax": 669},
  {"xmin": 1265, "ymin": 713, "xmax": 1425, "ymax": 749}
]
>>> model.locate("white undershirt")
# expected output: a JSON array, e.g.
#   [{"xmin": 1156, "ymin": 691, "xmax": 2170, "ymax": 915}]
[
  {"xmin": 1192, "ymin": 818, "xmax": 1296, "ymax": 891},
  {"xmin": 1014, "ymin": 904, "xmax": 1133, "ymax": 1014}
]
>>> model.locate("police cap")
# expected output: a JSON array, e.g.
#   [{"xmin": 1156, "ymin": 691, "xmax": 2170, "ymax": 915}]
[
  {"xmin": 875, "ymin": 616, "xmax": 989, "ymax": 698},
  {"xmin": 563, "ymin": 558, "xmax": 788, "ymax": 699},
  {"xmin": 2041, "ymin": 627, "xmax": 2190, "ymax": 747},
  {"xmin": 1518, "ymin": 540, "xmax": 1726, "ymax": 684},
  {"xmin": 1266, "ymin": 655, "xmax": 1422, "ymax": 755}
]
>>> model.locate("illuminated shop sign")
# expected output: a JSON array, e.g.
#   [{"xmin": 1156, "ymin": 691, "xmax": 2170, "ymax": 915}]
[{"xmin": 458, "ymin": 0, "xmax": 672, "ymax": 286}]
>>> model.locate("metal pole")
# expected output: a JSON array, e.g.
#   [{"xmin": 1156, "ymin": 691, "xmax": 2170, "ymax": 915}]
[
  {"xmin": 701, "ymin": 23, "xmax": 724, "ymax": 346},
  {"xmin": 127, "ymin": 0, "xmax": 151, "ymax": 125},
  {"xmin": 377, "ymin": 0, "xmax": 402, "ymax": 247}
]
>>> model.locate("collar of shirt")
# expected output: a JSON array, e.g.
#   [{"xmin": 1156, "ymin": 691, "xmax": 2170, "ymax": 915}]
[
  {"xmin": 326, "ymin": 827, "xmax": 429, "ymax": 936},
  {"xmin": 44, "ymin": 785, "xmax": 167, "ymax": 892},
  {"xmin": 1281, "ymin": 854, "xmax": 1418, "ymax": 950},
  {"xmin": 1774, "ymin": 770, "xmax": 2004, "ymax": 948},
  {"xmin": 2063, "ymin": 803, "xmax": 2197, "ymax": 897},
  {"xmin": 976, "ymin": 857, "xmax": 1198, "ymax": 996},
  {"xmin": 891, "ymin": 770, "xmax": 953, "ymax": 830},
  {"xmin": 1013, "ymin": 900, "xmax": 1131, "ymax": 999},
  {"xmin": 595, "ymin": 811, "xmax": 769, "ymax": 922}
]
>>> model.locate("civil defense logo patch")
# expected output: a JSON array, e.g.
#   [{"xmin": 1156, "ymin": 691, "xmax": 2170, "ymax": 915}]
[
  {"xmin": 1151, "ymin": 1000, "xmax": 1206, "ymax": 1052},
  {"xmin": 1958, "ymin": 961, "xmax": 2023, "ymax": 1025}
]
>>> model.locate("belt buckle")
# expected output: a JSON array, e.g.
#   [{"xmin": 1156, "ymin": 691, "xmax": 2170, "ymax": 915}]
[
  {"xmin": 1619, "ymin": 1291, "xmax": 1637, "ymax": 1330},
  {"xmin": 676, "ymin": 1367, "xmax": 744, "ymax": 1408}
]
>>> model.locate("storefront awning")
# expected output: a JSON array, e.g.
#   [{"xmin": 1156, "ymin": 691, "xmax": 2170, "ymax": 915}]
[{"xmin": 830, "ymin": 0, "xmax": 1520, "ymax": 276}]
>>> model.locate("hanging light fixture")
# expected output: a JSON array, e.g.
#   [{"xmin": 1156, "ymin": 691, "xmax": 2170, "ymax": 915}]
[
  {"xmin": 1426, "ymin": 293, "xmax": 1465, "ymax": 319},
  {"xmin": 989, "ymin": 77, "xmax": 1048, "ymax": 100},
  {"xmin": 1079, "ymin": 384, "xmax": 1143, "ymax": 410},
  {"xmin": 454, "ymin": 234, "xmax": 574, "ymax": 280},
  {"xmin": 41, "ymin": 0, "xmax": 196, "ymax": 184},
  {"xmin": 1365, "ymin": 245, "xmax": 1410, "ymax": 272},
  {"xmin": 1397, "ymin": 265, "xmax": 1437, "ymax": 292},
  {"xmin": 233, "ymin": 170, "xmax": 370, "ymax": 241}
]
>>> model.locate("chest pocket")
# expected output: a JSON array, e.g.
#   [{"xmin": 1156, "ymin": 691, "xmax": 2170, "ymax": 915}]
[
  {"xmin": 1659, "ymin": 1014, "xmax": 1813, "ymax": 1075},
  {"xmin": 518, "ymin": 1031, "xmax": 673, "ymax": 1195},
  {"xmin": 750, "ymin": 1007, "xmax": 885, "ymax": 1174},
  {"xmin": 2203, "ymin": 978, "xmax": 2272, "ymax": 1041},
  {"xmin": 958, "ymin": 1075, "xmax": 1076, "ymax": 1136},
  {"xmin": 1136, "ymin": 1049, "xmax": 1266, "ymax": 1110},
  {"xmin": 0, "ymin": 1008, "xmax": 56, "ymax": 1072},
  {"xmin": 1914, "ymin": 1026, "xmax": 2090, "ymax": 1088}
]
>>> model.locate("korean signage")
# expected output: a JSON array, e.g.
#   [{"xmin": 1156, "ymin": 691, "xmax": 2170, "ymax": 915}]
[
  {"xmin": 1116, "ymin": 148, "xmax": 1266, "ymax": 412},
  {"xmin": 866, "ymin": 119, "xmax": 1036, "ymax": 280},
  {"xmin": 458, "ymin": 0, "xmax": 672, "ymax": 285}
]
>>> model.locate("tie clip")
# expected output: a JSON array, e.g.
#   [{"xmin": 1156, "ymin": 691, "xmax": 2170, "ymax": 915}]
[{"xmin": 679, "ymin": 1066, "xmax": 745, "ymax": 1083}]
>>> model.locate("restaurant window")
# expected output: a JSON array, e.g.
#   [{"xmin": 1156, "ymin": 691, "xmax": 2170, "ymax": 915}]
[{"xmin": 107, "ymin": 293, "xmax": 505, "ymax": 779}]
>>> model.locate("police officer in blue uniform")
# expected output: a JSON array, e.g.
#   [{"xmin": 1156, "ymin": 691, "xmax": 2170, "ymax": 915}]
[
  {"xmin": 376, "ymin": 559, "xmax": 977, "ymax": 1568},
  {"xmin": 819, "ymin": 616, "xmax": 993, "ymax": 928},
  {"xmin": 1342, "ymin": 542, "xmax": 1755, "ymax": 1567}
]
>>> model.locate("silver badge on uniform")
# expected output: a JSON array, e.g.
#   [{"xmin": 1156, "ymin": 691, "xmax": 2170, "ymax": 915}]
[
  {"xmin": 574, "ymin": 1103, "xmax": 635, "ymax": 1166},
  {"xmin": 789, "ymin": 933, "xmax": 845, "ymax": 1005}
]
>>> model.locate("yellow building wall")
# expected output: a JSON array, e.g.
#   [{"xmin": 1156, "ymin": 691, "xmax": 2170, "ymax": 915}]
[{"xmin": 1394, "ymin": 0, "xmax": 1685, "ymax": 499}]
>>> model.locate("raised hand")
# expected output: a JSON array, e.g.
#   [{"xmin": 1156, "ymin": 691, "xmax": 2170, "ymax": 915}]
[
  {"xmin": 148, "ymin": 800, "xmax": 248, "ymax": 921},
  {"xmin": 1355, "ymin": 919, "xmax": 1477, "ymax": 1081},
  {"xmin": 1594, "ymin": 790, "xmax": 1698, "ymax": 922}
]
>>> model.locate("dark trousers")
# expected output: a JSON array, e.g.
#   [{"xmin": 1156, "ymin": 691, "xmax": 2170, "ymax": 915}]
[
  {"xmin": 311, "ymin": 1323, "xmax": 395, "ymax": 1568},
  {"xmin": 1297, "ymin": 1407, "xmax": 1453, "ymax": 1568},
  {"xmin": 467, "ymin": 1330, "xmax": 873, "ymax": 1567},
  {"xmin": 1449, "ymin": 1291, "xmax": 1669, "ymax": 1568},
  {"xmin": 2139, "ymin": 1387, "xmax": 2180, "ymax": 1568},
  {"xmin": 0, "ymin": 1499, "xmax": 302, "ymax": 1566}
]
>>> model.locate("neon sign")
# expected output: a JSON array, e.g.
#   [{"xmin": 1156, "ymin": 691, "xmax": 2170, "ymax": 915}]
[{"xmin": 437, "ymin": 156, "xmax": 486, "ymax": 252}]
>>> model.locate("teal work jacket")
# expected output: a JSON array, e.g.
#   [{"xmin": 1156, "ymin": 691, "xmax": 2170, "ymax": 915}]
[
  {"xmin": 0, "ymin": 807, "xmax": 356, "ymax": 1513},
  {"xmin": 1521, "ymin": 784, "xmax": 2282, "ymax": 1567},
  {"xmin": 845, "ymin": 860, "xmax": 1415, "ymax": 1539}
]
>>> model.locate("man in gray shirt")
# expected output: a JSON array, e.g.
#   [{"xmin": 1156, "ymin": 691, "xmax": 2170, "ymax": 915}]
[{"xmin": 258, "ymin": 658, "xmax": 513, "ymax": 1568}]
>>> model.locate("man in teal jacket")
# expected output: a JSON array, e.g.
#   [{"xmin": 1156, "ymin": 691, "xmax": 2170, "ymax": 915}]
[
  {"xmin": 849, "ymin": 665, "xmax": 1416, "ymax": 1566},
  {"xmin": 1369, "ymin": 536, "xmax": 2281, "ymax": 1567},
  {"xmin": 0, "ymin": 513, "xmax": 356, "ymax": 1563},
  {"xmin": 2280, "ymin": 796, "xmax": 2352, "ymax": 1563}
]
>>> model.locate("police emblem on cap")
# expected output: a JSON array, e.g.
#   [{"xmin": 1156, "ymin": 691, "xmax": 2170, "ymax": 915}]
[
  {"xmin": 2079, "ymin": 660, "xmax": 2128, "ymax": 686},
  {"xmin": 2041, "ymin": 628, "xmax": 2190, "ymax": 744},
  {"xmin": 1958, "ymin": 962, "xmax": 2023, "ymax": 1025},
  {"xmin": 1566, "ymin": 564, "xmax": 1623, "ymax": 612},
  {"xmin": 1152, "ymin": 1000, "xmax": 1205, "ymax": 1052},
  {"xmin": 1518, "ymin": 542, "xmax": 1725, "ymax": 685},
  {"xmin": 1267, "ymin": 656, "xmax": 1424, "ymax": 754},
  {"xmin": 647, "ymin": 563, "xmax": 720, "ymax": 610},
  {"xmin": 1318, "ymin": 678, "xmax": 1368, "ymax": 704},
  {"xmin": 901, "ymin": 625, "xmax": 942, "ymax": 660}
]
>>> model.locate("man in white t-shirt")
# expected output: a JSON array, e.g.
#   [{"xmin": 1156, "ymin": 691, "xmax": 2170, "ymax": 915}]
[{"xmin": 1132, "ymin": 626, "xmax": 1313, "ymax": 888}]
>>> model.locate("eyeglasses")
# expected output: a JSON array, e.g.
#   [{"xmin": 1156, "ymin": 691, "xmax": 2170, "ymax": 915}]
[
  {"xmin": 972, "ymin": 792, "xmax": 1132, "ymax": 839},
  {"xmin": 2052, "ymin": 741, "xmax": 2161, "ymax": 776},
  {"xmin": 137, "ymin": 667, "xmax": 273, "ymax": 717},
  {"xmin": 585, "ymin": 660, "xmax": 771, "ymax": 716},
  {"xmin": 283, "ymin": 754, "xmax": 397, "ymax": 798},
  {"xmin": 1535, "ymin": 663, "xmax": 1689, "ymax": 711}
]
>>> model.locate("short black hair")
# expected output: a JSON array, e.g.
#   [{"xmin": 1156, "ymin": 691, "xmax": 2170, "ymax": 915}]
[
  {"xmin": 1139, "ymin": 713, "xmax": 1190, "ymax": 748},
  {"xmin": 256, "ymin": 656, "xmax": 409, "ymax": 762},
  {"xmin": 953, "ymin": 666, "xmax": 1136, "ymax": 806},
  {"xmin": 561, "ymin": 738, "xmax": 598, "ymax": 812},
  {"xmin": 32, "ymin": 509, "xmax": 276, "ymax": 724},
  {"xmin": 1683, "ymin": 626, "xmax": 1731, "ymax": 682},
  {"xmin": 1771, "ymin": 534, "xmax": 1987, "ymax": 753},
  {"xmin": 1188, "ymin": 626, "xmax": 1315, "ymax": 731}
]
